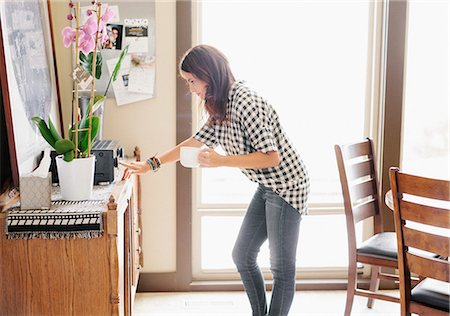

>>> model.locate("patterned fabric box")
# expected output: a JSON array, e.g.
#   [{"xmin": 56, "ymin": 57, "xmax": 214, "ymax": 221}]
[{"xmin": 19, "ymin": 172, "xmax": 52, "ymax": 210}]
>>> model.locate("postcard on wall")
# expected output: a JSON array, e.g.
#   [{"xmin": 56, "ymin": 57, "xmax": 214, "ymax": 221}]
[
  {"xmin": 127, "ymin": 54, "xmax": 155, "ymax": 95},
  {"xmin": 124, "ymin": 18, "xmax": 148, "ymax": 53},
  {"xmin": 106, "ymin": 55, "xmax": 153, "ymax": 106}
]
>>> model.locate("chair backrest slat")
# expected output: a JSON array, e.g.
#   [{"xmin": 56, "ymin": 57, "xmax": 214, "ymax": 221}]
[
  {"xmin": 397, "ymin": 172, "xmax": 450, "ymax": 201},
  {"xmin": 390, "ymin": 167, "xmax": 450, "ymax": 314},
  {"xmin": 335, "ymin": 138, "xmax": 382, "ymax": 246},
  {"xmin": 350, "ymin": 178, "xmax": 376, "ymax": 202},
  {"xmin": 342, "ymin": 140, "xmax": 371, "ymax": 160},
  {"xmin": 400, "ymin": 200, "xmax": 450, "ymax": 229},
  {"xmin": 346, "ymin": 159, "xmax": 374, "ymax": 181},
  {"xmin": 403, "ymin": 226, "xmax": 450, "ymax": 258},
  {"xmin": 353, "ymin": 199, "xmax": 378, "ymax": 223},
  {"xmin": 405, "ymin": 252, "xmax": 449, "ymax": 282}
]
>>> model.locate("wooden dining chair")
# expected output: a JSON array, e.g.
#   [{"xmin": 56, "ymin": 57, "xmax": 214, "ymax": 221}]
[
  {"xmin": 389, "ymin": 167, "xmax": 450, "ymax": 316},
  {"xmin": 335, "ymin": 138, "xmax": 400, "ymax": 316}
]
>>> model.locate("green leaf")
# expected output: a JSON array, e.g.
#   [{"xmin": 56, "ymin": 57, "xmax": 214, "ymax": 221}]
[
  {"xmin": 79, "ymin": 51, "xmax": 89, "ymax": 63},
  {"xmin": 68, "ymin": 125, "xmax": 73, "ymax": 142},
  {"xmin": 95, "ymin": 52, "xmax": 102, "ymax": 80},
  {"xmin": 78, "ymin": 116, "xmax": 100, "ymax": 154},
  {"xmin": 79, "ymin": 51, "xmax": 92, "ymax": 74},
  {"xmin": 104, "ymin": 44, "xmax": 129, "ymax": 96},
  {"xmin": 55, "ymin": 139, "xmax": 75, "ymax": 155},
  {"xmin": 80, "ymin": 95, "xmax": 105, "ymax": 121},
  {"xmin": 63, "ymin": 150, "xmax": 74, "ymax": 162},
  {"xmin": 94, "ymin": 94, "xmax": 104, "ymax": 104},
  {"xmin": 92, "ymin": 95, "xmax": 105, "ymax": 114},
  {"xmin": 79, "ymin": 51, "xmax": 102, "ymax": 80},
  {"xmin": 48, "ymin": 116, "xmax": 62, "ymax": 142},
  {"xmin": 112, "ymin": 44, "xmax": 129, "ymax": 81},
  {"xmin": 31, "ymin": 116, "xmax": 56, "ymax": 149}
]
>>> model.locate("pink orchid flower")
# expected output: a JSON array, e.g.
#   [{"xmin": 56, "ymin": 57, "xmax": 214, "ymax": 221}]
[
  {"xmin": 61, "ymin": 5, "xmax": 114, "ymax": 54},
  {"xmin": 82, "ymin": 16, "xmax": 98, "ymax": 36},
  {"xmin": 101, "ymin": 7, "xmax": 115, "ymax": 24},
  {"xmin": 101, "ymin": 25, "xmax": 109, "ymax": 44},
  {"xmin": 98, "ymin": 7, "xmax": 115, "ymax": 31},
  {"xmin": 78, "ymin": 30, "xmax": 95, "ymax": 55},
  {"xmin": 61, "ymin": 26, "xmax": 77, "ymax": 48}
]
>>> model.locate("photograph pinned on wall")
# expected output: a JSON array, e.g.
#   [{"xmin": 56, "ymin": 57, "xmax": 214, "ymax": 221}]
[
  {"xmin": 102, "ymin": 24, "xmax": 123, "ymax": 50},
  {"xmin": 124, "ymin": 18, "xmax": 148, "ymax": 53},
  {"xmin": 122, "ymin": 74, "xmax": 129, "ymax": 87}
]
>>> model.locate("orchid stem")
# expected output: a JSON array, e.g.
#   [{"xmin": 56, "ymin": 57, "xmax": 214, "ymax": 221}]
[
  {"xmin": 73, "ymin": 1, "xmax": 80, "ymax": 159},
  {"xmin": 87, "ymin": 3, "xmax": 102, "ymax": 157}
]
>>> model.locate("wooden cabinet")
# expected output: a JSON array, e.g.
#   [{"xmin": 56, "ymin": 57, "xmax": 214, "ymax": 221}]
[{"xmin": 0, "ymin": 154, "xmax": 143, "ymax": 315}]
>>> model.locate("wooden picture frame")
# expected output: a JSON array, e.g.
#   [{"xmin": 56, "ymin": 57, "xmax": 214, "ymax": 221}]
[{"xmin": 0, "ymin": 0, "xmax": 62, "ymax": 187}]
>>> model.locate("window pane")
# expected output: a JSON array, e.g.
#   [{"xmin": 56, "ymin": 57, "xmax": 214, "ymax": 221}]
[
  {"xmin": 401, "ymin": 1, "xmax": 449, "ymax": 179},
  {"xmin": 297, "ymin": 214, "xmax": 361, "ymax": 268},
  {"xmin": 200, "ymin": 147, "xmax": 257, "ymax": 205},
  {"xmin": 201, "ymin": 216, "xmax": 240, "ymax": 270},
  {"xmin": 197, "ymin": 1, "xmax": 372, "ymax": 274},
  {"xmin": 199, "ymin": 1, "xmax": 371, "ymax": 204},
  {"xmin": 201, "ymin": 168, "xmax": 257, "ymax": 204},
  {"xmin": 201, "ymin": 214, "xmax": 362, "ymax": 270}
]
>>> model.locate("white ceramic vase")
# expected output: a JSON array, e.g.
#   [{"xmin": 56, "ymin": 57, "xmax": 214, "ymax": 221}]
[{"xmin": 56, "ymin": 156, "xmax": 96, "ymax": 201}]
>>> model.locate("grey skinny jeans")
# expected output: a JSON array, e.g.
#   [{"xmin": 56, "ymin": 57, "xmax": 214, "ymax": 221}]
[{"xmin": 232, "ymin": 185, "xmax": 302, "ymax": 316}]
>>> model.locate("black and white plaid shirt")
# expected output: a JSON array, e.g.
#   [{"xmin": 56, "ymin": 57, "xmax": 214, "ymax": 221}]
[{"xmin": 194, "ymin": 81, "xmax": 310, "ymax": 214}]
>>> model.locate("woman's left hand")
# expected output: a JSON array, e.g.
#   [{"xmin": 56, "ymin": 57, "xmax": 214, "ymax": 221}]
[{"xmin": 198, "ymin": 148, "xmax": 223, "ymax": 167}]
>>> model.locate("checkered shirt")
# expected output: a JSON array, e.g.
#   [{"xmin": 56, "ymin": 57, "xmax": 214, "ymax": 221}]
[{"xmin": 194, "ymin": 81, "xmax": 310, "ymax": 214}]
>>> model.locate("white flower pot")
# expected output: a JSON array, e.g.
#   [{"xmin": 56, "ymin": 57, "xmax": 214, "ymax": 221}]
[{"xmin": 56, "ymin": 156, "xmax": 96, "ymax": 201}]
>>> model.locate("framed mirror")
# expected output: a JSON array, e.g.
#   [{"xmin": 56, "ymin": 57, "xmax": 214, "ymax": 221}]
[{"xmin": 0, "ymin": 0, "xmax": 62, "ymax": 187}]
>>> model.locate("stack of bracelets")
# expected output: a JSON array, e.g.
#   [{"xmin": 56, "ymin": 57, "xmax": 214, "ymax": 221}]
[{"xmin": 146, "ymin": 156, "xmax": 161, "ymax": 172}]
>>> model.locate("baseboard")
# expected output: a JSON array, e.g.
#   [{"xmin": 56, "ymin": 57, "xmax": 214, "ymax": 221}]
[{"xmin": 138, "ymin": 277, "xmax": 373, "ymax": 292}]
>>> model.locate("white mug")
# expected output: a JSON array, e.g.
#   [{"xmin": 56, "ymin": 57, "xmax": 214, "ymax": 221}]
[{"xmin": 180, "ymin": 146, "xmax": 201, "ymax": 168}]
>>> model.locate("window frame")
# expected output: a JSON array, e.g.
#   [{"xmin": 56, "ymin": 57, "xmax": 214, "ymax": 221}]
[
  {"xmin": 191, "ymin": 0, "xmax": 387, "ymax": 281},
  {"xmin": 137, "ymin": 0, "xmax": 410, "ymax": 292}
]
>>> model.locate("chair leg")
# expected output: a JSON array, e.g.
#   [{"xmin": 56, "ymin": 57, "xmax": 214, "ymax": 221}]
[
  {"xmin": 345, "ymin": 261, "xmax": 357, "ymax": 316},
  {"xmin": 367, "ymin": 266, "xmax": 381, "ymax": 308}
]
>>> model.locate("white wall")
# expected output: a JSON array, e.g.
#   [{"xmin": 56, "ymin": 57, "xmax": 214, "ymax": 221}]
[{"xmin": 51, "ymin": 0, "xmax": 177, "ymax": 273}]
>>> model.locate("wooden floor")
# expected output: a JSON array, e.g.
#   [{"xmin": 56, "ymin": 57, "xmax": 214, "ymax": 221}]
[{"xmin": 134, "ymin": 290, "xmax": 400, "ymax": 315}]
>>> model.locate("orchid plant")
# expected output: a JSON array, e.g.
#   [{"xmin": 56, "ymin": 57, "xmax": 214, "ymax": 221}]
[
  {"xmin": 32, "ymin": 0, "xmax": 118, "ymax": 162},
  {"xmin": 62, "ymin": 2, "xmax": 114, "ymax": 56}
]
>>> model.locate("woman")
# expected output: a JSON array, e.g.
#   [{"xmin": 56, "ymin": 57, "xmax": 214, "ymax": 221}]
[{"xmin": 121, "ymin": 45, "xmax": 310, "ymax": 316}]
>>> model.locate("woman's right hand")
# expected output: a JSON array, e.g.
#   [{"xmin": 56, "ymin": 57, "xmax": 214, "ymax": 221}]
[{"xmin": 120, "ymin": 161, "xmax": 151, "ymax": 180}]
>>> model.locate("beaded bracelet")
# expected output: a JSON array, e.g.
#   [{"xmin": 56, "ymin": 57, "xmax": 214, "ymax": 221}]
[{"xmin": 146, "ymin": 156, "xmax": 161, "ymax": 172}]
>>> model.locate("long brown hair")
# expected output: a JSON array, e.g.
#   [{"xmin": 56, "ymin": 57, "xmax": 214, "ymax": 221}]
[{"xmin": 180, "ymin": 45, "xmax": 235, "ymax": 123}]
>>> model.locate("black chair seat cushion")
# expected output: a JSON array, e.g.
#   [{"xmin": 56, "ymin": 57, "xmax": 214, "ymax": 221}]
[
  {"xmin": 356, "ymin": 232, "xmax": 437, "ymax": 261},
  {"xmin": 411, "ymin": 278, "xmax": 450, "ymax": 312},
  {"xmin": 357, "ymin": 232, "xmax": 397, "ymax": 260}
]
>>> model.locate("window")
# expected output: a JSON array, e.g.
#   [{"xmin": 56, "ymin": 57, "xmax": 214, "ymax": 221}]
[
  {"xmin": 193, "ymin": 0, "xmax": 378, "ymax": 279},
  {"xmin": 401, "ymin": 0, "xmax": 449, "ymax": 179}
]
